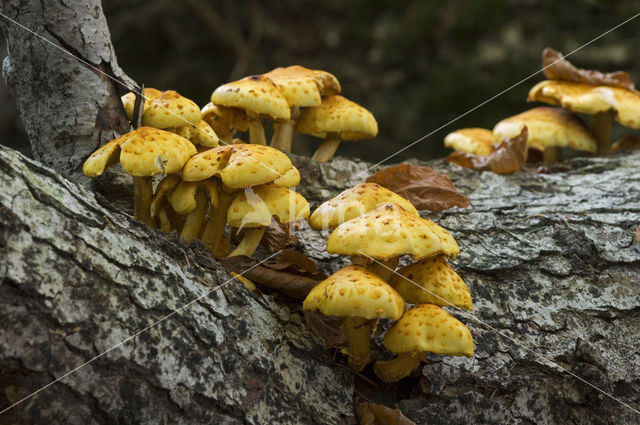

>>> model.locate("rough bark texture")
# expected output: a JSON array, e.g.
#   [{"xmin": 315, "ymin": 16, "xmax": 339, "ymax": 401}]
[
  {"xmin": 0, "ymin": 0, "xmax": 131, "ymax": 179},
  {"xmin": 1, "ymin": 143, "xmax": 639, "ymax": 424}
]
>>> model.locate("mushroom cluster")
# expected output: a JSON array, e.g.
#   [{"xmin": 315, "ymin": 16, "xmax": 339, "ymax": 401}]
[{"xmin": 303, "ymin": 183, "xmax": 474, "ymax": 380}]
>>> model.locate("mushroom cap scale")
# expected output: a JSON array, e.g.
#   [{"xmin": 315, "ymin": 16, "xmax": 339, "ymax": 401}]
[
  {"xmin": 444, "ymin": 128, "xmax": 494, "ymax": 157},
  {"xmin": 309, "ymin": 182, "xmax": 419, "ymax": 230},
  {"xmin": 492, "ymin": 107, "xmax": 597, "ymax": 153},
  {"xmin": 389, "ymin": 256, "xmax": 473, "ymax": 310},
  {"xmin": 211, "ymin": 75, "xmax": 291, "ymax": 120},
  {"xmin": 296, "ymin": 95, "xmax": 378, "ymax": 140},
  {"xmin": 326, "ymin": 203, "xmax": 460, "ymax": 261},
  {"xmin": 303, "ymin": 265, "xmax": 405, "ymax": 321},
  {"xmin": 384, "ymin": 304, "xmax": 474, "ymax": 357},
  {"xmin": 227, "ymin": 184, "xmax": 310, "ymax": 228},
  {"xmin": 142, "ymin": 90, "xmax": 202, "ymax": 129}
]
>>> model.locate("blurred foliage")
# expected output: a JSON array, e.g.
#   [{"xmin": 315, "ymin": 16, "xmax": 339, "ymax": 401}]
[{"xmin": 1, "ymin": 0, "xmax": 639, "ymax": 161}]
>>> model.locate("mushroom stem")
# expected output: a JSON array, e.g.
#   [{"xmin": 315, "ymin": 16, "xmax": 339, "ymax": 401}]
[
  {"xmin": 200, "ymin": 188, "xmax": 234, "ymax": 254},
  {"xmin": 592, "ymin": 110, "xmax": 613, "ymax": 156},
  {"xmin": 340, "ymin": 316, "xmax": 374, "ymax": 371},
  {"xmin": 229, "ymin": 227, "xmax": 267, "ymax": 257},
  {"xmin": 373, "ymin": 352, "xmax": 427, "ymax": 383},
  {"xmin": 180, "ymin": 190, "xmax": 208, "ymax": 241},
  {"xmin": 133, "ymin": 176, "xmax": 154, "ymax": 226},
  {"xmin": 312, "ymin": 132, "xmax": 341, "ymax": 162},
  {"xmin": 543, "ymin": 147, "xmax": 562, "ymax": 163},
  {"xmin": 367, "ymin": 257, "xmax": 399, "ymax": 281},
  {"xmin": 270, "ymin": 106, "xmax": 300, "ymax": 152},
  {"xmin": 247, "ymin": 111, "xmax": 266, "ymax": 145},
  {"xmin": 157, "ymin": 208, "xmax": 172, "ymax": 233}
]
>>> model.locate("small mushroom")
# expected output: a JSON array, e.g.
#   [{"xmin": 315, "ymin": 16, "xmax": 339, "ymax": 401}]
[
  {"xmin": 167, "ymin": 180, "xmax": 219, "ymax": 241},
  {"xmin": 303, "ymin": 265, "xmax": 405, "ymax": 371},
  {"xmin": 201, "ymin": 102, "xmax": 249, "ymax": 143},
  {"xmin": 297, "ymin": 95, "xmax": 378, "ymax": 162},
  {"xmin": 167, "ymin": 120, "xmax": 219, "ymax": 150},
  {"xmin": 373, "ymin": 304, "xmax": 473, "ymax": 383},
  {"xmin": 142, "ymin": 90, "xmax": 202, "ymax": 129},
  {"xmin": 121, "ymin": 87, "xmax": 163, "ymax": 121},
  {"xmin": 444, "ymin": 128, "xmax": 495, "ymax": 157},
  {"xmin": 150, "ymin": 175, "xmax": 184, "ymax": 233}
]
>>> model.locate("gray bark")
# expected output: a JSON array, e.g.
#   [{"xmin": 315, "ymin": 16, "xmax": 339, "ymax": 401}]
[{"xmin": 0, "ymin": 0, "xmax": 132, "ymax": 179}]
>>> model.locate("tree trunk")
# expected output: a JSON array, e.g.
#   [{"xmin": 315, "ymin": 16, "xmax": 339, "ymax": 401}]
[{"xmin": 0, "ymin": 0, "xmax": 132, "ymax": 180}]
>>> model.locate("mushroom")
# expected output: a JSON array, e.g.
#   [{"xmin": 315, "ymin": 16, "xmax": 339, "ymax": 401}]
[
  {"xmin": 226, "ymin": 184, "xmax": 310, "ymax": 257},
  {"xmin": 167, "ymin": 180, "xmax": 219, "ymax": 241},
  {"xmin": 201, "ymin": 102, "xmax": 249, "ymax": 144},
  {"xmin": 83, "ymin": 127, "xmax": 197, "ymax": 226},
  {"xmin": 264, "ymin": 65, "xmax": 341, "ymax": 152},
  {"xmin": 373, "ymin": 304, "xmax": 474, "ymax": 383},
  {"xmin": 297, "ymin": 95, "xmax": 378, "ymax": 162},
  {"xmin": 211, "ymin": 75, "xmax": 291, "ymax": 145},
  {"xmin": 443, "ymin": 128, "xmax": 495, "ymax": 157},
  {"xmin": 492, "ymin": 107, "xmax": 597, "ymax": 162},
  {"xmin": 388, "ymin": 255, "xmax": 473, "ymax": 310},
  {"xmin": 121, "ymin": 87, "xmax": 163, "ymax": 121},
  {"xmin": 150, "ymin": 175, "xmax": 184, "ymax": 233},
  {"xmin": 167, "ymin": 119, "xmax": 219, "ymax": 150},
  {"xmin": 326, "ymin": 203, "xmax": 459, "ymax": 280},
  {"xmin": 142, "ymin": 90, "xmax": 202, "ymax": 129},
  {"xmin": 303, "ymin": 265, "xmax": 405, "ymax": 371},
  {"xmin": 308, "ymin": 182, "xmax": 418, "ymax": 231}
]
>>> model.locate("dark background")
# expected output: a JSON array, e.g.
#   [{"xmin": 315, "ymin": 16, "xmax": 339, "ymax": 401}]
[{"xmin": 1, "ymin": 0, "xmax": 639, "ymax": 162}]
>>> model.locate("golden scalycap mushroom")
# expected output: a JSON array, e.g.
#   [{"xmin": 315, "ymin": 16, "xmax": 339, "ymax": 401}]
[
  {"xmin": 168, "ymin": 120, "xmax": 219, "ymax": 148},
  {"xmin": 384, "ymin": 304, "xmax": 474, "ymax": 357},
  {"xmin": 389, "ymin": 256, "xmax": 473, "ymax": 310},
  {"xmin": 142, "ymin": 90, "xmax": 202, "ymax": 129},
  {"xmin": 444, "ymin": 128, "xmax": 495, "ymax": 157},
  {"xmin": 227, "ymin": 184, "xmax": 309, "ymax": 228},
  {"xmin": 272, "ymin": 167, "xmax": 300, "ymax": 187},
  {"xmin": 326, "ymin": 203, "xmax": 460, "ymax": 260},
  {"xmin": 168, "ymin": 180, "xmax": 219, "ymax": 215},
  {"xmin": 303, "ymin": 265, "xmax": 405, "ymax": 321},
  {"xmin": 309, "ymin": 182, "xmax": 419, "ymax": 230},
  {"xmin": 121, "ymin": 88, "xmax": 163, "ymax": 120},
  {"xmin": 211, "ymin": 75, "xmax": 291, "ymax": 120},
  {"xmin": 263, "ymin": 65, "xmax": 324, "ymax": 107},
  {"xmin": 492, "ymin": 107, "xmax": 597, "ymax": 153},
  {"xmin": 181, "ymin": 144, "xmax": 294, "ymax": 188},
  {"xmin": 297, "ymin": 95, "xmax": 378, "ymax": 141},
  {"xmin": 201, "ymin": 102, "xmax": 250, "ymax": 133},
  {"xmin": 150, "ymin": 175, "xmax": 181, "ymax": 219}
]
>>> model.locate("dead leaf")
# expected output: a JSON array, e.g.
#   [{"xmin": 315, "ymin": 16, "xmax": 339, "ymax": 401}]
[
  {"xmin": 219, "ymin": 250, "xmax": 326, "ymax": 299},
  {"xmin": 354, "ymin": 397, "xmax": 416, "ymax": 425},
  {"xmin": 259, "ymin": 218, "xmax": 297, "ymax": 252},
  {"xmin": 542, "ymin": 47, "xmax": 635, "ymax": 90},
  {"xmin": 447, "ymin": 127, "xmax": 528, "ymax": 174},
  {"xmin": 303, "ymin": 310, "xmax": 347, "ymax": 348},
  {"xmin": 366, "ymin": 163, "xmax": 470, "ymax": 211}
]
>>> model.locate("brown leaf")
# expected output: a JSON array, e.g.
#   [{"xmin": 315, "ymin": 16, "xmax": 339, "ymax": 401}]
[
  {"xmin": 219, "ymin": 250, "xmax": 326, "ymax": 299},
  {"xmin": 354, "ymin": 397, "xmax": 416, "ymax": 425},
  {"xmin": 447, "ymin": 127, "xmax": 528, "ymax": 174},
  {"xmin": 259, "ymin": 218, "xmax": 297, "ymax": 253},
  {"xmin": 366, "ymin": 163, "xmax": 470, "ymax": 211},
  {"xmin": 303, "ymin": 310, "xmax": 347, "ymax": 348},
  {"xmin": 542, "ymin": 47, "xmax": 635, "ymax": 90}
]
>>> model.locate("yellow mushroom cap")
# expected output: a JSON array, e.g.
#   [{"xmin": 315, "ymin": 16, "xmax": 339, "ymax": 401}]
[
  {"xmin": 121, "ymin": 87, "xmax": 163, "ymax": 120},
  {"xmin": 303, "ymin": 265, "xmax": 405, "ymax": 321},
  {"xmin": 227, "ymin": 184, "xmax": 310, "ymax": 228},
  {"xmin": 444, "ymin": 128, "xmax": 494, "ymax": 157},
  {"xmin": 150, "ymin": 175, "xmax": 181, "ymax": 218},
  {"xmin": 272, "ymin": 167, "xmax": 301, "ymax": 187},
  {"xmin": 389, "ymin": 256, "xmax": 473, "ymax": 310},
  {"xmin": 83, "ymin": 127, "xmax": 197, "ymax": 178},
  {"xmin": 492, "ymin": 107, "xmax": 597, "ymax": 153},
  {"xmin": 263, "ymin": 65, "xmax": 323, "ymax": 107},
  {"xmin": 309, "ymin": 182, "xmax": 419, "ymax": 230},
  {"xmin": 141, "ymin": 90, "xmax": 202, "ymax": 129},
  {"xmin": 167, "ymin": 120, "xmax": 219, "ymax": 148},
  {"xmin": 326, "ymin": 203, "xmax": 459, "ymax": 261},
  {"xmin": 181, "ymin": 144, "xmax": 294, "ymax": 188},
  {"xmin": 167, "ymin": 180, "xmax": 219, "ymax": 215},
  {"xmin": 201, "ymin": 102, "xmax": 250, "ymax": 133},
  {"xmin": 296, "ymin": 95, "xmax": 378, "ymax": 140},
  {"xmin": 528, "ymin": 80, "xmax": 640, "ymax": 129},
  {"xmin": 384, "ymin": 304, "xmax": 474, "ymax": 357},
  {"xmin": 311, "ymin": 69, "xmax": 341, "ymax": 96},
  {"xmin": 211, "ymin": 75, "xmax": 291, "ymax": 120}
]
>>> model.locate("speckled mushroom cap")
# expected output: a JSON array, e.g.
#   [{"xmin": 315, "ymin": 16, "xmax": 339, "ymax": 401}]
[
  {"xmin": 168, "ymin": 180, "xmax": 219, "ymax": 215},
  {"xmin": 181, "ymin": 144, "xmax": 295, "ymax": 188},
  {"xmin": 492, "ymin": 107, "xmax": 597, "ymax": 153},
  {"xmin": 121, "ymin": 87, "xmax": 163, "ymax": 120},
  {"xmin": 263, "ymin": 65, "xmax": 324, "ymax": 108},
  {"xmin": 83, "ymin": 127, "xmax": 197, "ymax": 177},
  {"xmin": 384, "ymin": 304, "xmax": 474, "ymax": 357},
  {"xmin": 309, "ymin": 183, "xmax": 419, "ymax": 230},
  {"xmin": 389, "ymin": 256, "xmax": 473, "ymax": 310},
  {"xmin": 201, "ymin": 102, "xmax": 250, "ymax": 133},
  {"xmin": 141, "ymin": 90, "xmax": 202, "ymax": 129},
  {"xmin": 326, "ymin": 203, "xmax": 460, "ymax": 260},
  {"xmin": 211, "ymin": 75, "xmax": 291, "ymax": 120},
  {"xmin": 296, "ymin": 95, "xmax": 378, "ymax": 140},
  {"xmin": 227, "ymin": 184, "xmax": 310, "ymax": 228},
  {"xmin": 167, "ymin": 120, "xmax": 219, "ymax": 148},
  {"xmin": 272, "ymin": 167, "xmax": 301, "ymax": 187},
  {"xmin": 444, "ymin": 128, "xmax": 495, "ymax": 157},
  {"xmin": 528, "ymin": 80, "xmax": 640, "ymax": 129},
  {"xmin": 303, "ymin": 265, "xmax": 405, "ymax": 321}
]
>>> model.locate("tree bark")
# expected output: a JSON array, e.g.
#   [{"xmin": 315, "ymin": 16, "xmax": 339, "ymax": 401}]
[{"xmin": 0, "ymin": 0, "xmax": 132, "ymax": 180}]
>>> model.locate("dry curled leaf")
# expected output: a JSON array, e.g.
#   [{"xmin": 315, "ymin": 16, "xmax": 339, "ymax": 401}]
[
  {"xmin": 303, "ymin": 310, "xmax": 347, "ymax": 348},
  {"xmin": 259, "ymin": 218, "xmax": 297, "ymax": 253},
  {"xmin": 447, "ymin": 127, "xmax": 528, "ymax": 174},
  {"xmin": 366, "ymin": 163, "xmax": 469, "ymax": 211},
  {"xmin": 354, "ymin": 397, "xmax": 416, "ymax": 425},
  {"xmin": 542, "ymin": 47, "xmax": 635, "ymax": 90},
  {"xmin": 219, "ymin": 250, "xmax": 326, "ymax": 299}
]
